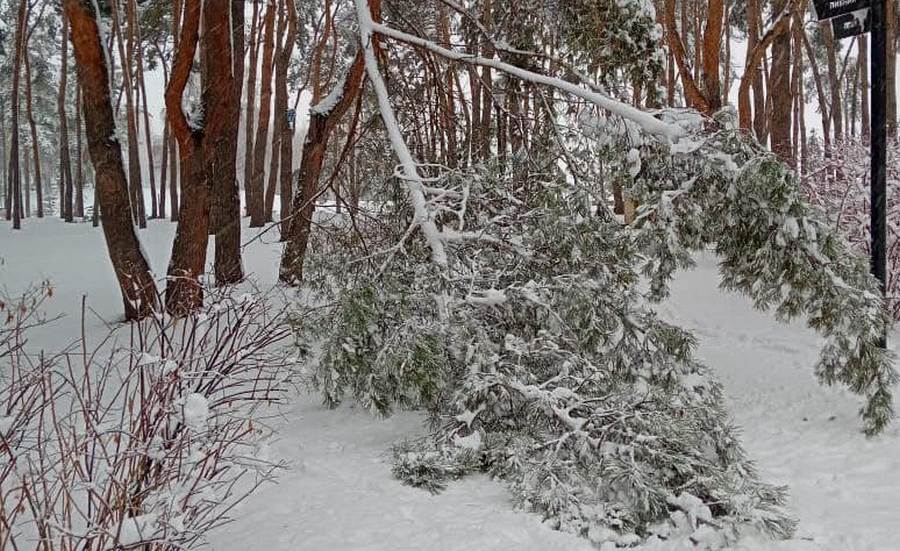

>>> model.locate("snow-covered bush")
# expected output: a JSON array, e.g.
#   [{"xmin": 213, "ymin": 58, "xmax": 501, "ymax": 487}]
[
  {"xmin": 621, "ymin": 110, "xmax": 896, "ymax": 435},
  {"xmin": 0, "ymin": 286, "xmax": 291, "ymax": 550},
  {"xmin": 799, "ymin": 137, "xmax": 900, "ymax": 320},
  {"xmin": 295, "ymin": 155, "xmax": 795, "ymax": 547}
]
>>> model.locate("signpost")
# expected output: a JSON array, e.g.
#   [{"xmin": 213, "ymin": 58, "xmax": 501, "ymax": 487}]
[
  {"xmin": 814, "ymin": 0, "xmax": 886, "ymax": 345},
  {"xmin": 813, "ymin": 0, "xmax": 870, "ymax": 20},
  {"xmin": 832, "ymin": 9, "xmax": 871, "ymax": 39},
  {"xmin": 869, "ymin": 0, "xmax": 888, "ymax": 346}
]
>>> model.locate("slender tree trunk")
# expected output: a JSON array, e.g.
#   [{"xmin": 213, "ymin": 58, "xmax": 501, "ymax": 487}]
[
  {"xmin": 887, "ymin": 0, "xmax": 897, "ymax": 134},
  {"xmin": 264, "ymin": 5, "xmax": 287, "ymax": 223},
  {"xmin": 58, "ymin": 13, "xmax": 76, "ymax": 222},
  {"xmin": 438, "ymin": 4, "xmax": 458, "ymax": 166},
  {"xmin": 747, "ymin": 0, "xmax": 767, "ymax": 141},
  {"xmin": 769, "ymin": 0, "xmax": 793, "ymax": 162},
  {"xmin": 75, "ymin": 82, "xmax": 86, "ymax": 218},
  {"xmin": 861, "ymin": 34, "xmax": 871, "ymax": 138},
  {"xmin": 169, "ymin": 0, "xmax": 182, "ymax": 222},
  {"xmin": 666, "ymin": 48, "xmax": 676, "ymax": 106},
  {"xmin": 169, "ymin": 128, "xmax": 179, "ymax": 220},
  {"xmin": 723, "ymin": 2, "xmax": 732, "ymax": 101},
  {"xmin": 132, "ymin": 0, "xmax": 158, "ymax": 219},
  {"xmin": 663, "ymin": 0, "xmax": 713, "ymax": 114},
  {"xmin": 111, "ymin": 0, "xmax": 145, "ymax": 227},
  {"xmin": 24, "ymin": 50, "xmax": 44, "ymax": 218},
  {"xmin": 1, "ymin": 109, "xmax": 7, "ymax": 217},
  {"xmin": 277, "ymin": 0, "xmax": 298, "ymax": 239},
  {"xmin": 64, "ymin": 0, "xmax": 158, "ymax": 319},
  {"xmin": 213, "ymin": 0, "xmax": 246, "ymax": 285},
  {"xmin": 801, "ymin": 28, "xmax": 832, "ymax": 147},
  {"xmin": 823, "ymin": 22, "xmax": 843, "ymax": 141},
  {"xmin": 477, "ymin": 0, "xmax": 493, "ymax": 159},
  {"xmin": 23, "ymin": 147, "xmax": 31, "ymax": 217},
  {"xmin": 159, "ymin": 119, "xmax": 169, "ymax": 219},
  {"xmin": 791, "ymin": 8, "xmax": 803, "ymax": 169},
  {"xmin": 7, "ymin": 0, "xmax": 28, "ymax": 230},
  {"xmin": 243, "ymin": 0, "xmax": 262, "ymax": 216},
  {"xmin": 249, "ymin": 0, "xmax": 277, "ymax": 227},
  {"xmin": 280, "ymin": 51, "xmax": 365, "ymax": 283}
]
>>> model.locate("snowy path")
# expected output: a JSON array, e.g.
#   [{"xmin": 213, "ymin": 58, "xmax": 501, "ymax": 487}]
[
  {"xmin": 659, "ymin": 254, "xmax": 900, "ymax": 551},
  {"xmin": 2, "ymin": 220, "xmax": 898, "ymax": 550}
]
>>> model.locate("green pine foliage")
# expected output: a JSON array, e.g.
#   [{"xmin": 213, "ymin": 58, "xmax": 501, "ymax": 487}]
[
  {"xmin": 294, "ymin": 148, "xmax": 800, "ymax": 547},
  {"xmin": 624, "ymin": 109, "xmax": 897, "ymax": 435}
]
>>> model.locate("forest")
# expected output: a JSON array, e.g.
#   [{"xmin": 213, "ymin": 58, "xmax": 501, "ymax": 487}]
[{"xmin": 1, "ymin": 0, "xmax": 900, "ymax": 549}]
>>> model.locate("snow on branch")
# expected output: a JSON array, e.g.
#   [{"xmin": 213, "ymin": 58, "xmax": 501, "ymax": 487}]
[
  {"xmin": 365, "ymin": 19, "xmax": 686, "ymax": 142},
  {"xmin": 354, "ymin": 0, "xmax": 449, "ymax": 268}
]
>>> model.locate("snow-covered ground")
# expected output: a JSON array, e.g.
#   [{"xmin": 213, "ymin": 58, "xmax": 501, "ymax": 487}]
[{"xmin": 1, "ymin": 218, "xmax": 898, "ymax": 550}]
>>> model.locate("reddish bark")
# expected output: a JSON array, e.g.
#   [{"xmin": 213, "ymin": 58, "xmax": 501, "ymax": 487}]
[{"xmin": 63, "ymin": 0, "xmax": 159, "ymax": 320}]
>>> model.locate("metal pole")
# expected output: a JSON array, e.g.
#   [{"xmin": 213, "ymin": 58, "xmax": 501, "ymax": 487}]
[{"xmin": 871, "ymin": 0, "xmax": 888, "ymax": 345}]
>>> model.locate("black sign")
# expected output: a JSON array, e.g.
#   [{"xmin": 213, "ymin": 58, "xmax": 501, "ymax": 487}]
[
  {"xmin": 833, "ymin": 9, "xmax": 871, "ymax": 39},
  {"xmin": 813, "ymin": 0, "xmax": 869, "ymax": 20}
]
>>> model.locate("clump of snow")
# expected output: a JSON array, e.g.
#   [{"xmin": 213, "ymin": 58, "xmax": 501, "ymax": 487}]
[{"xmin": 183, "ymin": 393, "xmax": 209, "ymax": 432}]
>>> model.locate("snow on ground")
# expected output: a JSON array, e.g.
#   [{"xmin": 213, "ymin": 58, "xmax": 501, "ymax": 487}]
[{"xmin": 2, "ymin": 219, "xmax": 899, "ymax": 550}]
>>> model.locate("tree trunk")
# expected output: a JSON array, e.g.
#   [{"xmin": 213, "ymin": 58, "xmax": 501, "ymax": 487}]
[
  {"xmin": 769, "ymin": 0, "xmax": 793, "ymax": 163},
  {"xmin": 887, "ymin": 0, "xmax": 897, "ymax": 134},
  {"xmin": 801, "ymin": 28, "xmax": 832, "ymax": 147},
  {"xmin": 7, "ymin": 0, "xmax": 27, "ymax": 230},
  {"xmin": 59, "ymin": 12, "xmax": 76, "ymax": 222},
  {"xmin": 169, "ymin": 0, "xmax": 182, "ymax": 222},
  {"xmin": 1, "ymin": 109, "xmax": 8, "ymax": 218},
  {"xmin": 663, "ymin": 0, "xmax": 713, "ymax": 114},
  {"xmin": 75, "ymin": 82, "xmax": 86, "ymax": 218},
  {"xmin": 212, "ymin": 0, "xmax": 246, "ymax": 285},
  {"xmin": 111, "ymin": 0, "xmax": 145, "ymax": 227},
  {"xmin": 166, "ymin": 0, "xmax": 240, "ymax": 312},
  {"xmin": 701, "ymin": 0, "xmax": 724, "ymax": 111},
  {"xmin": 823, "ymin": 22, "xmax": 843, "ymax": 141},
  {"xmin": 64, "ymin": 0, "xmax": 159, "ymax": 319},
  {"xmin": 739, "ymin": 4, "xmax": 791, "ymax": 136},
  {"xmin": 249, "ymin": 0, "xmax": 277, "ymax": 227},
  {"xmin": 279, "ymin": 51, "xmax": 366, "ymax": 283},
  {"xmin": 169, "ymin": 127, "xmax": 179, "ymax": 220},
  {"xmin": 132, "ymin": 0, "xmax": 158, "ymax": 219},
  {"xmin": 23, "ymin": 147, "xmax": 31, "ymax": 218},
  {"xmin": 159, "ymin": 120, "xmax": 169, "ymax": 219},
  {"xmin": 264, "ymin": 5, "xmax": 288, "ymax": 223},
  {"xmin": 243, "ymin": 0, "xmax": 262, "ymax": 216},
  {"xmin": 23, "ymin": 50, "xmax": 44, "ymax": 218},
  {"xmin": 747, "ymin": 0, "xmax": 767, "ymax": 140},
  {"xmin": 277, "ymin": 0, "xmax": 298, "ymax": 239},
  {"xmin": 165, "ymin": 0, "xmax": 206, "ymax": 314},
  {"xmin": 861, "ymin": 34, "xmax": 871, "ymax": 138}
]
